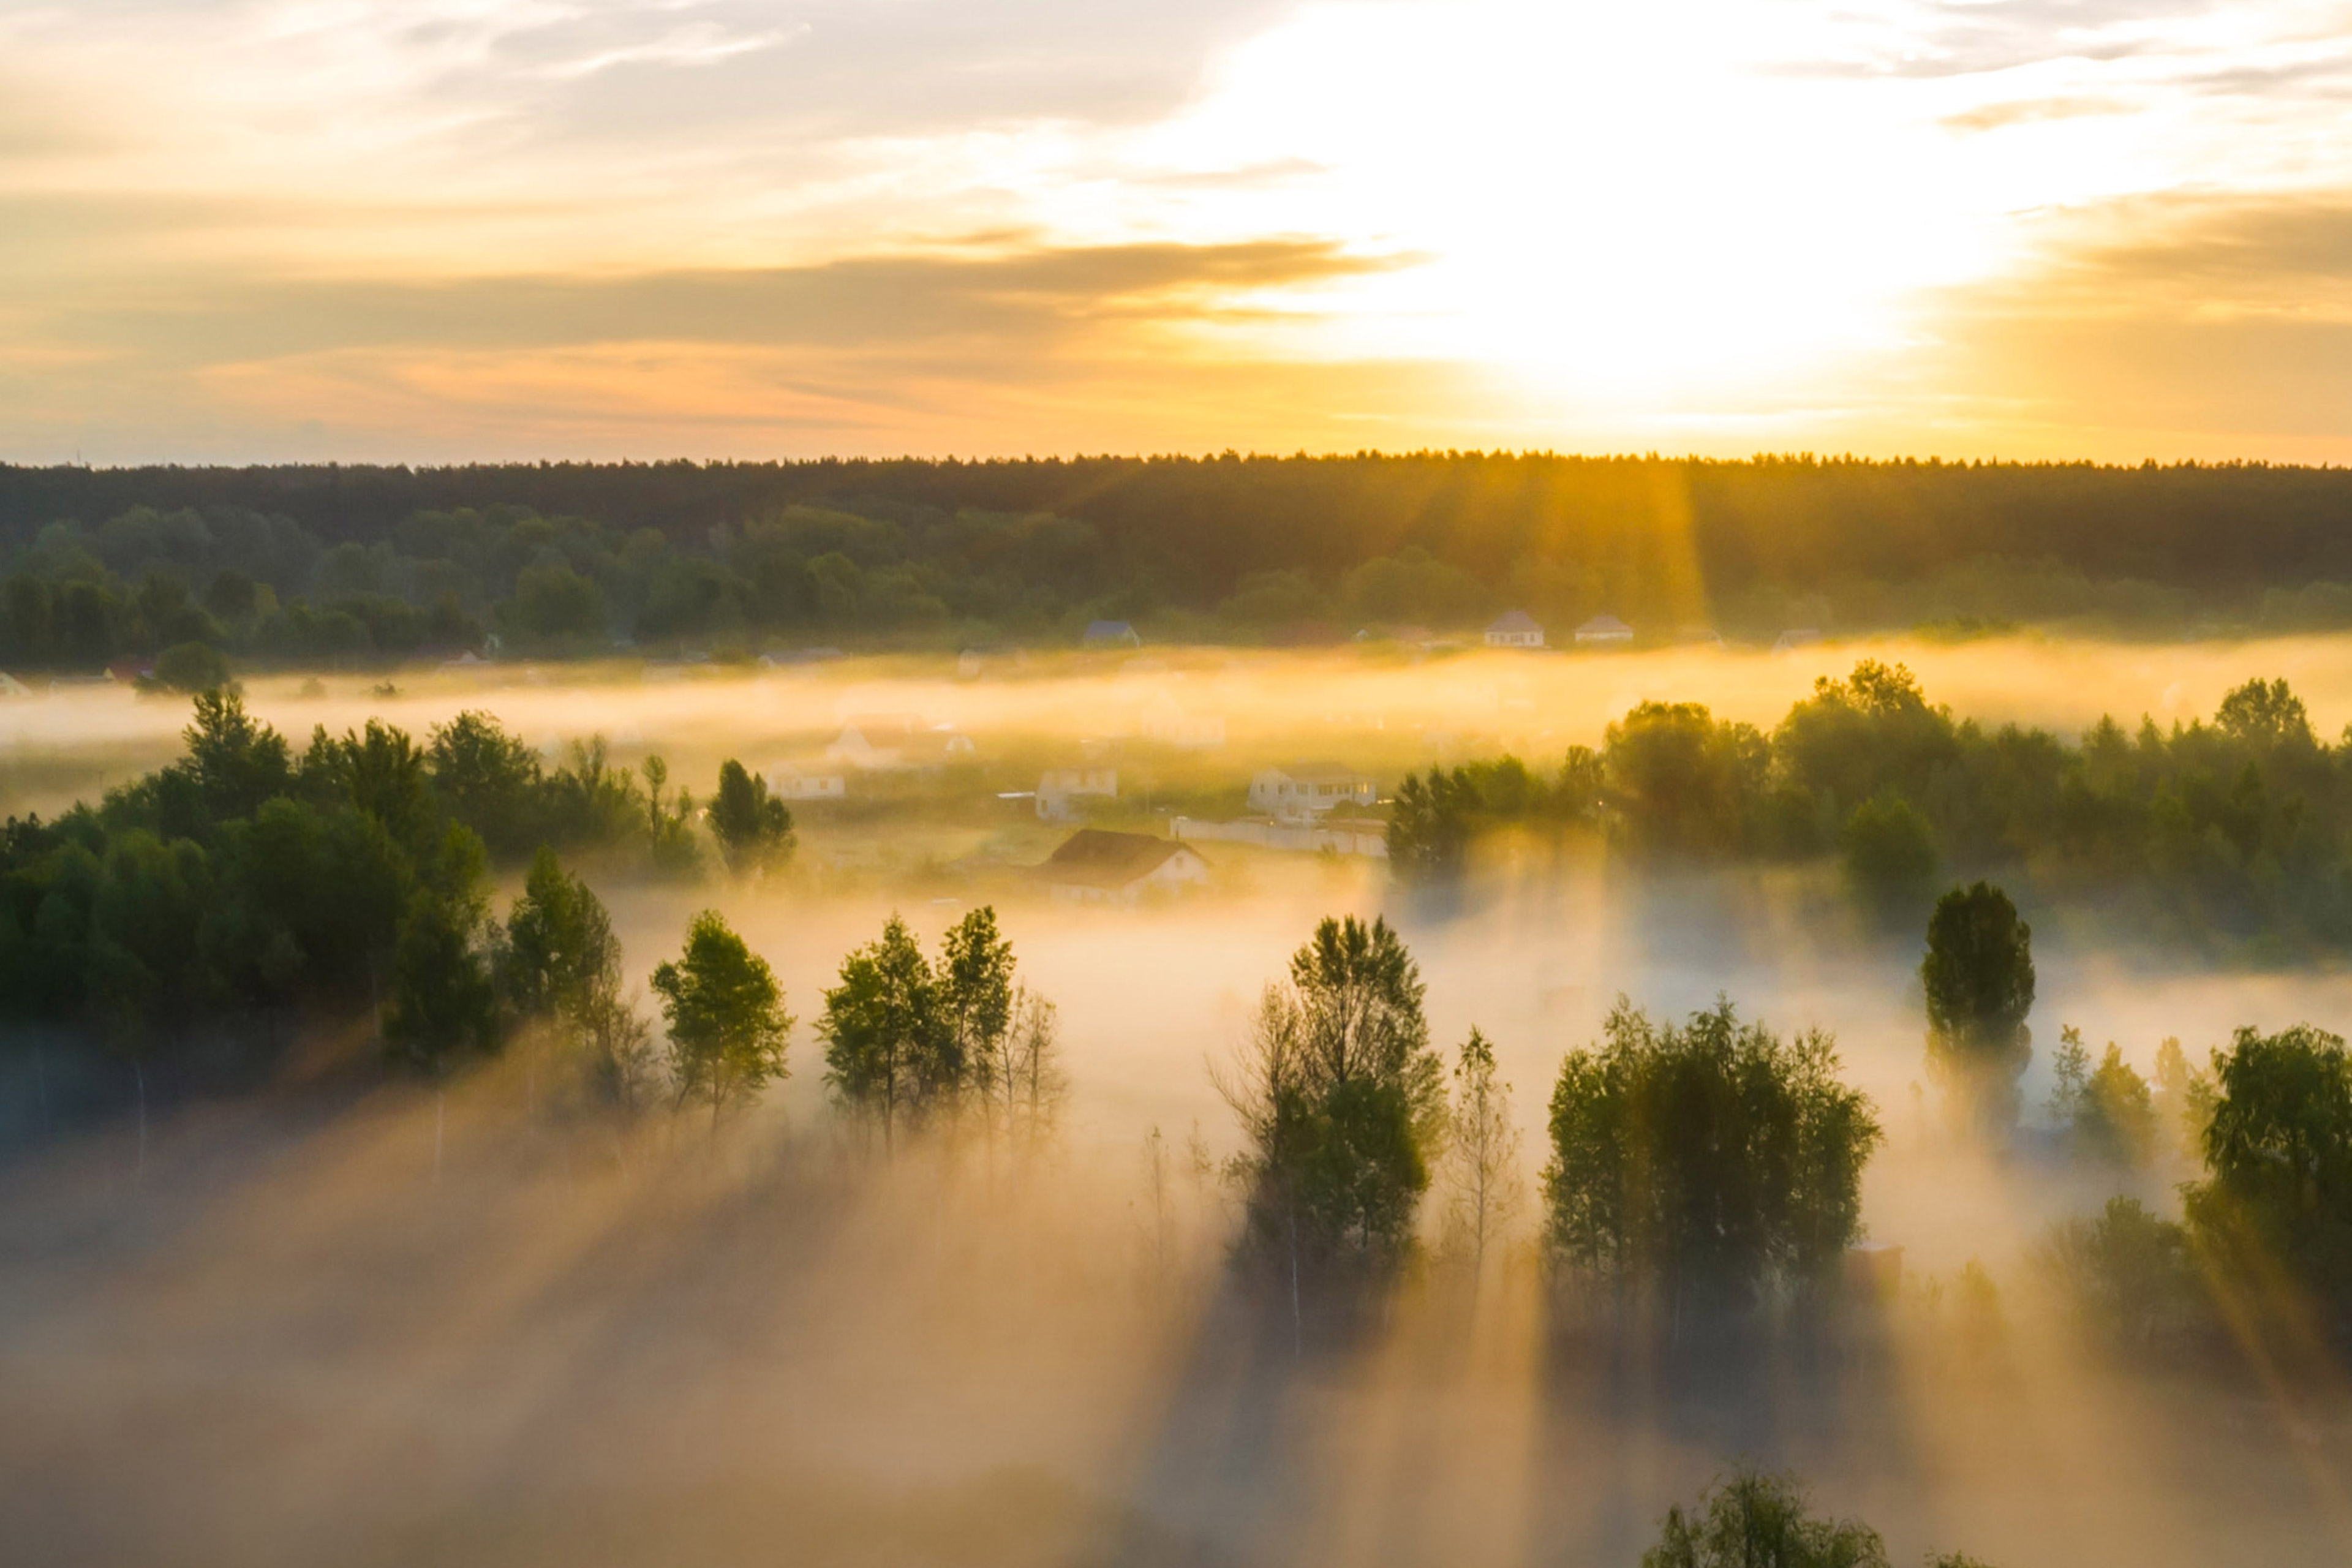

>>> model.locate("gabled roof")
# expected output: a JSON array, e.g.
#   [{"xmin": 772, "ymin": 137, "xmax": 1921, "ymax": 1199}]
[
  {"xmin": 1575, "ymin": 614, "xmax": 1632, "ymax": 635},
  {"xmin": 1487, "ymin": 609, "xmax": 1544, "ymax": 634},
  {"xmin": 1035, "ymin": 829, "xmax": 1198, "ymax": 888},
  {"xmin": 1263, "ymin": 759, "xmax": 1374, "ymax": 785}
]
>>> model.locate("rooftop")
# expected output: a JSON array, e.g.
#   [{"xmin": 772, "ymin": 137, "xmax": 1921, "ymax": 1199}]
[{"xmin": 1035, "ymin": 829, "xmax": 1196, "ymax": 889}]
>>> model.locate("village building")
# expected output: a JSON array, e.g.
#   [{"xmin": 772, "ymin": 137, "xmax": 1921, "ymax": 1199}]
[
  {"xmin": 765, "ymin": 764, "xmax": 848, "ymax": 801},
  {"xmin": 1247, "ymin": 761, "xmax": 1379, "ymax": 823},
  {"xmin": 1082, "ymin": 619, "xmax": 1142, "ymax": 649},
  {"xmin": 824, "ymin": 714, "xmax": 977, "ymax": 770},
  {"xmin": 1573, "ymin": 614, "xmax": 1634, "ymax": 647},
  {"xmin": 1033, "ymin": 829, "xmax": 1208, "ymax": 905},
  {"xmin": 1035, "ymin": 766, "xmax": 1117, "ymax": 821},
  {"xmin": 1483, "ymin": 609, "xmax": 1546, "ymax": 649}
]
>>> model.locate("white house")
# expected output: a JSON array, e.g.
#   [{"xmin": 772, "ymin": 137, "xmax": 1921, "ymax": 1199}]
[
  {"xmin": 1034, "ymin": 829, "xmax": 1208, "ymax": 905},
  {"xmin": 1248, "ymin": 761, "xmax": 1379, "ymax": 823},
  {"xmin": 1573, "ymin": 615, "xmax": 1634, "ymax": 647},
  {"xmin": 1083, "ymin": 619, "xmax": 1142, "ymax": 649},
  {"xmin": 1484, "ymin": 610, "xmax": 1546, "ymax": 649},
  {"xmin": 1035, "ymin": 766, "xmax": 1118, "ymax": 821},
  {"xmin": 766, "ymin": 765, "xmax": 848, "ymax": 802},
  {"xmin": 826, "ymin": 714, "xmax": 977, "ymax": 770}
]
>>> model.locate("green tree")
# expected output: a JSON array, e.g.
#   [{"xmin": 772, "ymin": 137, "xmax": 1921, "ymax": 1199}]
[
  {"xmin": 939, "ymin": 905, "xmax": 1015, "ymax": 1109},
  {"xmin": 1921, "ymin": 882, "xmax": 2036, "ymax": 1134},
  {"xmin": 1643, "ymin": 1469, "xmax": 1889, "ymax": 1568},
  {"xmin": 2184, "ymin": 1023, "xmax": 2352, "ymax": 1320},
  {"xmin": 500, "ymin": 847, "xmax": 647, "ymax": 1109},
  {"xmin": 650, "ymin": 910, "xmax": 791, "ymax": 1130},
  {"xmin": 1221, "ymin": 916, "xmax": 1445, "ymax": 1277},
  {"xmin": 2046, "ymin": 1027, "xmax": 2157, "ymax": 1165},
  {"xmin": 1542, "ymin": 999, "xmax": 1881, "ymax": 1314},
  {"xmin": 176, "ymin": 688, "xmax": 294, "ymax": 824},
  {"xmin": 820, "ymin": 914, "xmax": 945, "ymax": 1147},
  {"xmin": 428, "ymin": 710, "xmax": 546, "ymax": 859},
  {"xmin": 382, "ymin": 826, "xmax": 500, "ymax": 1180},
  {"xmin": 2035, "ymin": 1194, "xmax": 2199, "ymax": 1349},
  {"xmin": 146, "ymin": 641, "xmax": 232, "ymax": 695},
  {"xmin": 708, "ymin": 758, "xmax": 794, "ymax": 871},
  {"xmin": 1839, "ymin": 789, "xmax": 1938, "ymax": 924}
]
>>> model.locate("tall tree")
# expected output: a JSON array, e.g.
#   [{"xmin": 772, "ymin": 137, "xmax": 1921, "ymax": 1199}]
[
  {"xmin": 382, "ymin": 825, "xmax": 500, "ymax": 1180},
  {"xmin": 1643, "ymin": 1468, "xmax": 1890, "ymax": 1568},
  {"xmin": 649, "ymin": 910, "xmax": 791, "ymax": 1131},
  {"xmin": 1921, "ymin": 881, "xmax": 2036, "ymax": 1133},
  {"xmin": 1442, "ymin": 1027, "xmax": 1523, "ymax": 1278},
  {"xmin": 1542, "ymin": 999, "xmax": 1881, "ymax": 1316},
  {"xmin": 819, "ymin": 914, "xmax": 943, "ymax": 1148},
  {"xmin": 1221, "ymin": 915, "xmax": 1446, "ymax": 1280},
  {"xmin": 500, "ymin": 847, "xmax": 645, "ymax": 1109},
  {"xmin": 707, "ymin": 758, "xmax": 794, "ymax": 871},
  {"xmin": 939, "ymin": 905, "xmax": 1016, "ymax": 1112}
]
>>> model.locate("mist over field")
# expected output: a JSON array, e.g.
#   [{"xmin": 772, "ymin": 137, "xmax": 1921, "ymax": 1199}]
[{"xmin": 4, "ymin": 636, "xmax": 2352, "ymax": 1566}]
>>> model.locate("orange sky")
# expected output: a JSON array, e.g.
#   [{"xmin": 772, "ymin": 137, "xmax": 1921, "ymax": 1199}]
[{"xmin": 6, "ymin": 1, "xmax": 2352, "ymax": 464}]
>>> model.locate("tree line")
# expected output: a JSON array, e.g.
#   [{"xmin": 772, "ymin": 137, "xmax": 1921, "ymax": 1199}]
[
  {"xmin": 0, "ymin": 693, "xmax": 801, "ymax": 1138},
  {"xmin": 1390, "ymin": 663, "xmax": 2352, "ymax": 954},
  {"xmin": 14, "ymin": 453, "xmax": 2352, "ymax": 667}
]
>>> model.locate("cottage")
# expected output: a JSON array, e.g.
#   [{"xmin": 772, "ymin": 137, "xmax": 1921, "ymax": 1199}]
[
  {"xmin": 766, "ymin": 765, "xmax": 848, "ymax": 801},
  {"xmin": 1484, "ymin": 610, "xmax": 1546, "ymax": 649},
  {"xmin": 1034, "ymin": 829, "xmax": 1208, "ymax": 905},
  {"xmin": 826, "ymin": 714, "xmax": 976, "ymax": 770},
  {"xmin": 1083, "ymin": 619, "xmax": 1142, "ymax": 649},
  {"xmin": 1248, "ymin": 761, "xmax": 1379, "ymax": 823},
  {"xmin": 1035, "ymin": 766, "xmax": 1118, "ymax": 821},
  {"xmin": 1573, "ymin": 615, "xmax": 1634, "ymax": 647}
]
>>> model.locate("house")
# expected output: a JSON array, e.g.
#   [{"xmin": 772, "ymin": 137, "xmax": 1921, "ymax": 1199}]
[
  {"xmin": 1484, "ymin": 610, "xmax": 1546, "ymax": 649},
  {"xmin": 1034, "ymin": 829, "xmax": 1208, "ymax": 905},
  {"xmin": 1035, "ymin": 766, "xmax": 1117, "ymax": 821},
  {"xmin": 104, "ymin": 658, "xmax": 155, "ymax": 684},
  {"xmin": 766, "ymin": 764, "xmax": 847, "ymax": 801},
  {"xmin": 1572, "ymin": 615, "xmax": 1634, "ymax": 647},
  {"xmin": 825, "ymin": 714, "xmax": 977, "ymax": 770},
  {"xmin": 1083, "ymin": 619, "xmax": 1142, "ymax": 649},
  {"xmin": 1248, "ymin": 761, "xmax": 1379, "ymax": 823},
  {"xmin": 1773, "ymin": 628, "xmax": 1823, "ymax": 653}
]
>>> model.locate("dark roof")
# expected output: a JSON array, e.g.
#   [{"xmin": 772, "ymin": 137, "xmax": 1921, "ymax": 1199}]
[
  {"xmin": 1035, "ymin": 829, "xmax": 1199, "ymax": 889},
  {"xmin": 1487, "ymin": 609, "xmax": 1543, "ymax": 634},
  {"xmin": 1267, "ymin": 760, "xmax": 1373, "ymax": 785}
]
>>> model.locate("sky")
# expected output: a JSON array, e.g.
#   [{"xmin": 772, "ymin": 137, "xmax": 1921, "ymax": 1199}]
[{"xmin": 4, "ymin": 0, "xmax": 2352, "ymax": 464}]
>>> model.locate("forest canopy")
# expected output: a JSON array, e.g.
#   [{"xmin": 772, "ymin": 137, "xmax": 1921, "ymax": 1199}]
[{"xmin": 7, "ymin": 453, "xmax": 2352, "ymax": 666}]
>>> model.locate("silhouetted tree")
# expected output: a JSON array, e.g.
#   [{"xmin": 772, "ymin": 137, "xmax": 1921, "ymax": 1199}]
[
  {"xmin": 382, "ymin": 826, "xmax": 500, "ymax": 1179},
  {"xmin": 2184, "ymin": 1023, "xmax": 2352, "ymax": 1322},
  {"xmin": 1441, "ymin": 1027, "xmax": 1521, "ymax": 1277},
  {"xmin": 708, "ymin": 758, "xmax": 794, "ymax": 871},
  {"xmin": 1643, "ymin": 1468, "xmax": 1888, "ymax": 1568},
  {"xmin": 820, "ymin": 914, "xmax": 943, "ymax": 1148},
  {"xmin": 1922, "ymin": 882, "xmax": 2035, "ymax": 1133}
]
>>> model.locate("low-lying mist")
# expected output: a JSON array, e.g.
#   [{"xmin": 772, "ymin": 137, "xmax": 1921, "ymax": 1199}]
[{"xmin": 7, "ymin": 636, "xmax": 2352, "ymax": 1566}]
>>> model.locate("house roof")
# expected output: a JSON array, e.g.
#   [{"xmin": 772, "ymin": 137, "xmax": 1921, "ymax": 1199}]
[
  {"xmin": 1083, "ymin": 619, "xmax": 1140, "ymax": 642},
  {"xmin": 1035, "ymin": 829, "xmax": 1199, "ymax": 889},
  {"xmin": 1487, "ymin": 610, "xmax": 1544, "ymax": 635},
  {"xmin": 1264, "ymin": 760, "xmax": 1374, "ymax": 785},
  {"xmin": 1575, "ymin": 615, "xmax": 1632, "ymax": 635}
]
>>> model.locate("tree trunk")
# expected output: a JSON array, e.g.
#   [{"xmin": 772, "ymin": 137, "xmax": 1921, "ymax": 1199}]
[
  {"xmin": 134, "ymin": 1060, "xmax": 148, "ymax": 1181},
  {"xmin": 434, "ymin": 1088, "xmax": 446, "ymax": 1185},
  {"xmin": 1289, "ymin": 1206, "xmax": 1303, "ymax": 1359}
]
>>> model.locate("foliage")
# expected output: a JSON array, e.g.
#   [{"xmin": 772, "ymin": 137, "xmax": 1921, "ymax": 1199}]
[
  {"xmin": 382, "ymin": 827, "xmax": 500, "ymax": 1078},
  {"xmin": 1839, "ymin": 789, "xmax": 1938, "ymax": 924},
  {"xmin": 1441, "ymin": 1027, "xmax": 1523, "ymax": 1271},
  {"xmin": 649, "ymin": 910, "xmax": 792, "ymax": 1125},
  {"xmin": 1542, "ymin": 999, "xmax": 1881, "ymax": 1310},
  {"xmin": 1642, "ymin": 1469, "xmax": 1888, "ymax": 1568},
  {"xmin": 1921, "ymin": 883, "xmax": 2036, "ymax": 1131},
  {"xmin": 2183, "ymin": 1023, "xmax": 2352, "ymax": 1320},
  {"xmin": 2035, "ymin": 1195, "xmax": 2201, "ymax": 1349},
  {"xmin": 1222, "ymin": 916, "xmax": 1446, "ymax": 1266},
  {"xmin": 2045, "ymin": 1027, "xmax": 2157, "ymax": 1164},
  {"xmin": 708, "ymin": 759, "xmax": 794, "ymax": 871}
]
